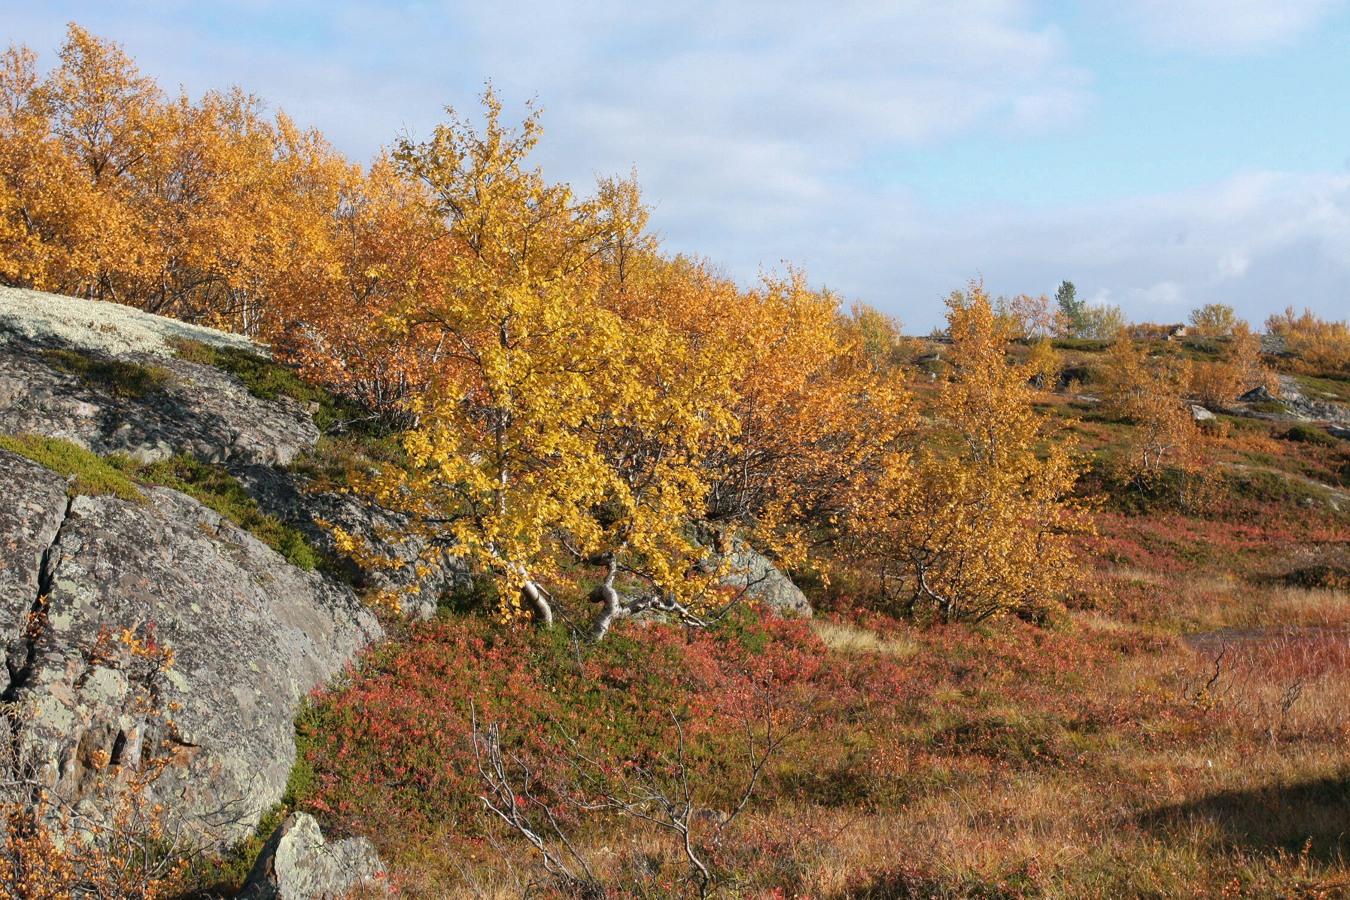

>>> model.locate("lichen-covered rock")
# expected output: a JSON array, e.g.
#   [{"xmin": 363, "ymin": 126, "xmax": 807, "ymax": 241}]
[
  {"xmin": 0, "ymin": 452, "xmax": 70, "ymax": 684},
  {"xmin": 0, "ymin": 338, "xmax": 319, "ymax": 467},
  {"xmin": 231, "ymin": 464, "xmax": 471, "ymax": 621},
  {"xmin": 0, "ymin": 288, "xmax": 478, "ymax": 847},
  {"xmin": 707, "ymin": 537, "xmax": 812, "ymax": 618},
  {"xmin": 0, "ymin": 287, "xmax": 257, "ymax": 359},
  {"xmin": 0, "ymin": 287, "xmax": 469, "ymax": 618},
  {"xmin": 239, "ymin": 812, "xmax": 390, "ymax": 899},
  {"xmin": 0, "ymin": 448, "xmax": 382, "ymax": 845}
]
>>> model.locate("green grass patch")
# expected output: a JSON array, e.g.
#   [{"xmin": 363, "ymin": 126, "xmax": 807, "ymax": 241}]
[
  {"xmin": 288, "ymin": 432, "xmax": 406, "ymax": 487},
  {"xmin": 40, "ymin": 348, "xmax": 174, "ymax": 400},
  {"xmin": 111, "ymin": 454, "xmax": 322, "ymax": 570},
  {"xmin": 1051, "ymin": 338, "xmax": 1113, "ymax": 352},
  {"xmin": 0, "ymin": 437, "xmax": 327, "ymax": 568},
  {"xmin": 1218, "ymin": 414, "xmax": 1268, "ymax": 434},
  {"xmin": 167, "ymin": 338, "xmax": 325, "ymax": 404},
  {"xmin": 1280, "ymin": 424, "xmax": 1340, "ymax": 448},
  {"xmin": 1294, "ymin": 373, "xmax": 1350, "ymax": 404},
  {"xmin": 1225, "ymin": 467, "xmax": 1339, "ymax": 512},
  {"xmin": 0, "ymin": 434, "xmax": 144, "ymax": 501}
]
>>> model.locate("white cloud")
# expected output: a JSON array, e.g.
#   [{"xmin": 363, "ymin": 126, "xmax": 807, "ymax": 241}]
[
  {"xmin": 7, "ymin": 5, "xmax": 1349, "ymax": 335},
  {"xmin": 1118, "ymin": 0, "xmax": 1346, "ymax": 54},
  {"xmin": 843, "ymin": 169, "xmax": 1350, "ymax": 332}
]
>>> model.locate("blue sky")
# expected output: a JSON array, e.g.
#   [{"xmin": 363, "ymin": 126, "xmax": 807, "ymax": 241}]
[{"xmin": 7, "ymin": 1, "xmax": 1350, "ymax": 332}]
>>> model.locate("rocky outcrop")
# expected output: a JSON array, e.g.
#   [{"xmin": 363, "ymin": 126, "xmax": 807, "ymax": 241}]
[
  {"xmin": 239, "ymin": 812, "xmax": 390, "ymax": 899},
  {"xmin": 0, "ymin": 324, "xmax": 318, "ymax": 467},
  {"xmin": 1277, "ymin": 376, "xmax": 1350, "ymax": 425},
  {"xmin": 0, "ymin": 289, "xmax": 422, "ymax": 847},
  {"xmin": 0, "ymin": 449, "xmax": 381, "ymax": 845},
  {"xmin": 0, "ymin": 288, "xmax": 466, "ymax": 618},
  {"xmin": 232, "ymin": 464, "xmax": 471, "ymax": 621}
]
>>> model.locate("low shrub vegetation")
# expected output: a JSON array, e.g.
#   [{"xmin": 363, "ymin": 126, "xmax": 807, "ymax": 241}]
[
  {"xmin": 4, "ymin": 24, "xmax": 1350, "ymax": 899},
  {"xmin": 40, "ymin": 348, "xmax": 175, "ymax": 400},
  {"xmin": 0, "ymin": 434, "xmax": 143, "ymax": 501}
]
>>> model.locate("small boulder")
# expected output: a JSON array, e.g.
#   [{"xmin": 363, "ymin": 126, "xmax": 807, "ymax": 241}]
[
  {"xmin": 1237, "ymin": 385, "xmax": 1277, "ymax": 404},
  {"xmin": 705, "ymin": 537, "xmax": 812, "ymax": 618},
  {"xmin": 239, "ymin": 812, "xmax": 390, "ymax": 899},
  {"xmin": 1190, "ymin": 405, "xmax": 1216, "ymax": 423}
]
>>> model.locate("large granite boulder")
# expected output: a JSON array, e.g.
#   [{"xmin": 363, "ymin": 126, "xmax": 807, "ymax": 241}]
[
  {"xmin": 0, "ymin": 449, "xmax": 381, "ymax": 845},
  {"xmin": 0, "ymin": 288, "xmax": 466, "ymax": 619},
  {"xmin": 0, "ymin": 289, "xmax": 425, "ymax": 846},
  {"xmin": 0, "ymin": 301, "xmax": 318, "ymax": 468}
]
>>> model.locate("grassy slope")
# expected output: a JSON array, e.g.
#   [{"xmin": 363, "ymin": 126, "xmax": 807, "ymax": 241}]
[{"xmin": 270, "ymin": 340, "xmax": 1349, "ymax": 899}]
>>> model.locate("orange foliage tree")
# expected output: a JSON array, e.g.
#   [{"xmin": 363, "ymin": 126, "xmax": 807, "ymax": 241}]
[
  {"xmin": 324, "ymin": 94, "xmax": 917, "ymax": 635},
  {"xmin": 0, "ymin": 25, "xmax": 366, "ymax": 338},
  {"xmin": 700, "ymin": 276, "xmax": 916, "ymax": 567},
  {"xmin": 1100, "ymin": 337, "xmax": 1198, "ymax": 481},
  {"xmin": 1265, "ymin": 306, "xmax": 1350, "ymax": 375},
  {"xmin": 1189, "ymin": 319, "xmax": 1274, "ymax": 408},
  {"xmin": 334, "ymin": 93, "xmax": 753, "ymax": 633}
]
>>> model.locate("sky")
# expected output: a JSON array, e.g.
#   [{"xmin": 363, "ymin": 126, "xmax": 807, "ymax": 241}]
[{"xmin": 6, "ymin": 1, "xmax": 1350, "ymax": 333}]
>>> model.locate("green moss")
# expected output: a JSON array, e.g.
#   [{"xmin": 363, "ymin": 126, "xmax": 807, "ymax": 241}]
[
  {"xmin": 0, "ymin": 434, "xmax": 143, "ymax": 501},
  {"xmin": 112, "ymin": 454, "xmax": 322, "ymax": 570},
  {"xmin": 41, "ymin": 348, "xmax": 174, "ymax": 400},
  {"xmin": 167, "ymin": 338, "xmax": 324, "ymax": 404},
  {"xmin": 168, "ymin": 337, "xmax": 396, "ymax": 440},
  {"xmin": 1294, "ymin": 373, "xmax": 1350, "ymax": 404}
]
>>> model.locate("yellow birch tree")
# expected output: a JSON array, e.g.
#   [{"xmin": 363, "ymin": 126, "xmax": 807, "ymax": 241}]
[{"xmin": 860, "ymin": 284, "xmax": 1087, "ymax": 623}]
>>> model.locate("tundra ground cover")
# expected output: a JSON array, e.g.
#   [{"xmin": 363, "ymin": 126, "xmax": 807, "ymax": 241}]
[{"xmin": 279, "ymin": 340, "xmax": 1349, "ymax": 898}]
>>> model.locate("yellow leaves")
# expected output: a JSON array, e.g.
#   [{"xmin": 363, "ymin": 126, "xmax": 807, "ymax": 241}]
[
  {"xmin": 355, "ymin": 93, "xmax": 742, "ymax": 622},
  {"xmin": 857, "ymin": 283, "xmax": 1087, "ymax": 624},
  {"xmin": 1100, "ymin": 336, "xmax": 1198, "ymax": 479}
]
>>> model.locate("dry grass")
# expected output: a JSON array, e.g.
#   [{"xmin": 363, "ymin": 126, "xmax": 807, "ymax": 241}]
[{"xmin": 812, "ymin": 621, "xmax": 919, "ymax": 658}]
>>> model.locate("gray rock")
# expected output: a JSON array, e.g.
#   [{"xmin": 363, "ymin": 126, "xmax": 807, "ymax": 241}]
[
  {"xmin": 0, "ymin": 340, "xmax": 318, "ymax": 467},
  {"xmin": 1330, "ymin": 426, "xmax": 1350, "ymax": 441},
  {"xmin": 0, "ymin": 291, "xmax": 469, "ymax": 618},
  {"xmin": 0, "ymin": 449, "xmax": 382, "ymax": 846},
  {"xmin": 705, "ymin": 537, "xmax": 812, "ymax": 618},
  {"xmin": 1190, "ymin": 405, "xmax": 1216, "ymax": 423},
  {"xmin": 1237, "ymin": 385, "xmax": 1278, "ymax": 404},
  {"xmin": 231, "ymin": 464, "xmax": 471, "ymax": 621},
  {"xmin": 1282, "ymin": 379, "xmax": 1350, "ymax": 425},
  {"xmin": 0, "ymin": 286, "xmax": 259, "ymax": 359},
  {"xmin": 239, "ymin": 812, "xmax": 390, "ymax": 899}
]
